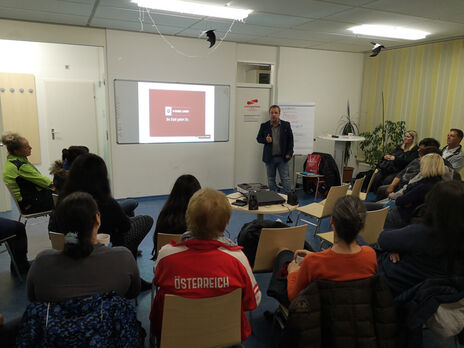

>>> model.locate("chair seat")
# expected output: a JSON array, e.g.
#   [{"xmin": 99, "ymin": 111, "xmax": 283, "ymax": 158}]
[
  {"xmin": 297, "ymin": 202, "xmax": 325, "ymax": 218},
  {"xmin": 318, "ymin": 231, "xmax": 334, "ymax": 244}
]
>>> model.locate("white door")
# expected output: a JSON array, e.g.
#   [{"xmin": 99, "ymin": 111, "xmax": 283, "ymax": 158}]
[
  {"xmin": 44, "ymin": 80, "xmax": 98, "ymax": 162},
  {"xmin": 234, "ymin": 87, "xmax": 271, "ymax": 185}
]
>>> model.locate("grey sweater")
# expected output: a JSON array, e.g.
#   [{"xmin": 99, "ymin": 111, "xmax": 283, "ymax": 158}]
[{"xmin": 27, "ymin": 244, "xmax": 141, "ymax": 302}]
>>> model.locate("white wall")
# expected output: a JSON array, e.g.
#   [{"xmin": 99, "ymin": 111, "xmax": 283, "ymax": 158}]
[
  {"xmin": 0, "ymin": 19, "xmax": 366, "ymax": 199},
  {"xmin": 277, "ymin": 47, "xmax": 364, "ymax": 169},
  {"xmin": 0, "ymin": 40, "xmax": 107, "ymax": 177},
  {"xmin": 106, "ymin": 30, "xmax": 238, "ymax": 198}
]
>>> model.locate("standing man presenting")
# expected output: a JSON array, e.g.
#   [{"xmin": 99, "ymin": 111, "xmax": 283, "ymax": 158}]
[
  {"xmin": 257, "ymin": 105, "xmax": 294, "ymax": 194},
  {"xmin": 442, "ymin": 128, "xmax": 464, "ymax": 172}
]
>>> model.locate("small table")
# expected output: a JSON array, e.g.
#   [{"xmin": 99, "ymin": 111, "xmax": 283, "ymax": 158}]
[
  {"xmin": 226, "ymin": 192, "xmax": 298, "ymax": 223},
  {"xmin": 318, "ymin": 135, "xmax": 365, "ymax": 182},
  {"xmin": 295, "ymin": 172, "xmax": 325, "ymax": 200}
]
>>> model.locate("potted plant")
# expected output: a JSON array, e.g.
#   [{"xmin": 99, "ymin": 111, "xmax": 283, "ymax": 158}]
[
  {"xmin": 359, "ymin": 93, "xmax": 406, "ymax": 168},
  {"xmin": 337, "ymin": 100, "xmax": 359, "ymax": 182}
]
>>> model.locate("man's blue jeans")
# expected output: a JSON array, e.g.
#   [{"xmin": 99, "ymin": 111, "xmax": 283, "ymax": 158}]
[{"xmin": 266, "ymin": 156, "xmax": 291, "ymax": 194}]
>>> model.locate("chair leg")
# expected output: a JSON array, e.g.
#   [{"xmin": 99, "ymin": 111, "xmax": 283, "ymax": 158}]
[
  {"xmin": 295, "ymin": 212, "xmax": 301, "ymax": 225},
  {"xmin": 314, "ymin": 219, "xmax": 322, "ymax": 236},
  {"xmin": 5, "ymin": 242, "xmax": 23, "ymax": 282}
]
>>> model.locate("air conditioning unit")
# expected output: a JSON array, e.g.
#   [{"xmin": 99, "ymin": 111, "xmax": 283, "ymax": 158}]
[{"xmin": 245, "ymin": 70, "xmax": 271, "ymax": 84}]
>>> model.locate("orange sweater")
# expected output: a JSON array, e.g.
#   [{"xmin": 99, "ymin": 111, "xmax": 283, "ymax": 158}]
[{"xmin": 287, "ymin": 246, "xmax": 378, "ymax": 301}]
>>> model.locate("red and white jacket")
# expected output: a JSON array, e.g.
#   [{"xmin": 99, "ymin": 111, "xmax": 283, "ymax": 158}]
[{"xmin": 149, "ymin": 239, "xmax": 261, "ymax": 341}]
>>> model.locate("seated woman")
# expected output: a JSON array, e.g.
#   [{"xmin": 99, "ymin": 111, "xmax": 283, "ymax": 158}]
[
  {"xmin": 383, "ymin": 153, "xmax": 445, "ymax": 229},
  {"xmin": 2, "ymin": 132, "xmax": 54, "ymax": 214},
  {"xmin": 48, "ymin": 153, "xmax": 153, "ymax": 289},
  {"xmin": 151, "ymin": 174, "xmax": 201, "ymax": 259},
  {"xmin": 49, "ymin": 145, "xmax": 89, "ymax": 194},
  {"xmin": 372, "ymin": 130, "xmax": 419, "ymax": 192},
  {"xmin": 377, "ymin": 180, "xmax": 464, "ymax": 296},
  {"xmin": 270, "ymin": 196, "xmax": 377, "ymax": 304},
  {"xmin": 0, "ymin": 218, "xmax": 29, "ymax": 276},
  {"xmin": 149, "ymin": 188, "xmax": 261, "ymax": 342},
  {"xmin": 50, "ymin": 146, "xmax": 138, "ymax": 216},
  {"xmin": 27, "ymin": 191, "xmax": 140, "ymax": 302}
]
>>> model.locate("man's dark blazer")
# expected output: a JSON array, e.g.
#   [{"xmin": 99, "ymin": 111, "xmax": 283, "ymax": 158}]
[{"xmin": 256, "ymin": 120, "xmax": 294, "ymax": 163}]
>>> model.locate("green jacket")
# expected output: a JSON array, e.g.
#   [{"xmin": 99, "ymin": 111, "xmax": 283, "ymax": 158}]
[{"xmin": 2, "ymin": 154, "xmax": 52, "ymax": 202}]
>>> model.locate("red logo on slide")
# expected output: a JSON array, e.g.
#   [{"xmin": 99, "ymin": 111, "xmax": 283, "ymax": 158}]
[{"xmin": 247, "ymin": 99, "xmax": 258, "ymax": 105}]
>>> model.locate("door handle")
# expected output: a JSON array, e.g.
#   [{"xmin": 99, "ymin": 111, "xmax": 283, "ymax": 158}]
[{"xmin": 51, "ymin": 128, "xmax": 60, "ymax": 140}]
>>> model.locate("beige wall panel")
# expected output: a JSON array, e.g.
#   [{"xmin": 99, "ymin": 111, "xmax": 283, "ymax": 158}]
[{"xmin": 0, "ymin": 73, "xmax": 41, "ymax": 164}]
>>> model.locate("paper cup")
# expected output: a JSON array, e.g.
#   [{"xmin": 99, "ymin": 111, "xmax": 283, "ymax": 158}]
[
  {"xmin": 295, "ymin": 252, "xmax": 306, "ymax": 265},
  {"xmin": 97, "ymin": 233, "xmax": 110, "ymax": 246}
]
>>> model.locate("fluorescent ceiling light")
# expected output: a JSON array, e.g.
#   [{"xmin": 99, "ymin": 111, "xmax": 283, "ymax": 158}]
[
  {"xmin": 132, "ymin": 0, "xmax": 253, "ymax": 21},
  {"xmin": 348, "ymin": 24, "xmax": 430, "ymax": 40}
]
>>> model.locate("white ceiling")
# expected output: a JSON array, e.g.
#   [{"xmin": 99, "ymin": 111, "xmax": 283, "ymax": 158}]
[{"xmin": 0, "ymin": 0, "xmax": 463, "ymax": 52}]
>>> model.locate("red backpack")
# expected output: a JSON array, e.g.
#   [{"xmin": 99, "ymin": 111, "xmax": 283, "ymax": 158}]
[{"xmin": 305, "ymin": 154, "xmax": 322, "ymax": 173}]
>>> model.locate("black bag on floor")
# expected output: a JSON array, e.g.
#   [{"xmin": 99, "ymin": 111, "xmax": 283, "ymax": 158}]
[
  {"xmin": 238, "ymin": 219, "xmax": 288, "ymax": 268},
  {"xmin": 237, "ymin": 220, "xmax": 314, "ymax": 268}
]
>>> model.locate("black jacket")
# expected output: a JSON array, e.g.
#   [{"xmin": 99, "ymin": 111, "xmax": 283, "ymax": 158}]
[
  {"xmin": 303, "ymin": 153, "xmax": 341, "ymax": 195},
  {"xmin": 394, "ymin": 277, "xmax": 464, "ymax": 348},
  {"xmin": 257, "ymin": 120, "xmax": 294, "ymax": 163},
  {"xmin": 280, "ymin": 276, "xmax": 397, "ymax": 348}
]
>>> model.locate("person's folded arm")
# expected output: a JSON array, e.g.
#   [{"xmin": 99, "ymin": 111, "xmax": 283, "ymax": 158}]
[
  {"xmin": 378, "ymin": 224, "xmax": 422, "ymax": 252},
  {"xmin": 19, "ymin": 165, "xmax": 52, "ymax": 189}
]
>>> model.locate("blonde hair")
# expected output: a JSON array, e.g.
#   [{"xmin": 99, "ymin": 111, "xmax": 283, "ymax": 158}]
[
  {"xmin": 186, "ymin": 188, "xmax": 232, "ymax": 240},
  {"xmin": 402, "ymin": 130, "xmax": 418, "ymax": 151},
  {"xmin": 420, "ymin": 153, "xmax": 446, "ymax": 178},
  {"xmin": 1, "ymin": 132, "xmax": 25, "ymax": 154}
]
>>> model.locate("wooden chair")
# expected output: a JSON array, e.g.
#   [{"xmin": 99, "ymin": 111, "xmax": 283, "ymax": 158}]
[
  {"xmin": 160, "ymin": 288, "xmax": 242, "ymax": 348},
  {"xmin": 319, "ymin": 206, "xmax": 389, "ymax": 246},
  {"xmin": 151, "ymin": 233, "xmax": 183, "ymax": 301},
  {"xmin": 347, "ymin": 176, "xmax": 366, "ymax": 198},
  {"xmin": 156, "ymin": 233, "xmax": 182, "ymax": 257},
  {"xmin": 5, "ymin": 184, "xmax": 52, "ymax": 225},
  {"xmin": 0, "ymin": 234, "xmax": 23, "ymax": 281},
  {"xmin": 49, "ymin": 231, "xmax": 65, "ymax": 250},
  {"xmin": 253, "ymin": 225, "xmax": 308, "ymax": 272},
  {"xmin": 359, "ymin": 169, "xmax": 379, "ymax": 201},
  {"xmin": 295, "ymin": 184, "xmax": 349, "ymax": 235}
]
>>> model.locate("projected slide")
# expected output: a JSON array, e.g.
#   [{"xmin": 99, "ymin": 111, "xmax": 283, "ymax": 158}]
[{"xmin": 138, "ymin": 82, "xmax": 215, "ymax": 143}]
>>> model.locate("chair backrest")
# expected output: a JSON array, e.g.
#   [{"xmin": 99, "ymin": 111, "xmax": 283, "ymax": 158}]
[
  {"xmin": 157, "ymin": 233, "xmax": 182, "ymax": 256},
  {"xmin": 364, "ymin": 169, "xmax": 379, "ymax": 194},
  {"xmin": 5, "ymin": 183, "xmax": 23, "ymax": 214},
  {"xmin": 321, "ymin": 184, "xmax": 349, "ymax": 216},
  {"xmin": 49, "ymin": 232, "xmax": 65, "ymax": 251},
  {"xmin": 5, "ymin": 183, "xmax": 52, "ymax": 219},
  {"xmin": 161, "ymin": 288, "xmax": 242, "ymax": 348},
  {"xmin": 349, "ymin": 176, "xmax": 366, "ymax": 198},
  {"xmin": 254, "ymin": 225, "xmax": 308, "ymax": 272},
  {"xmin": 359, "ymin": 207, "xmax": 389, "ymax": 245}
]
